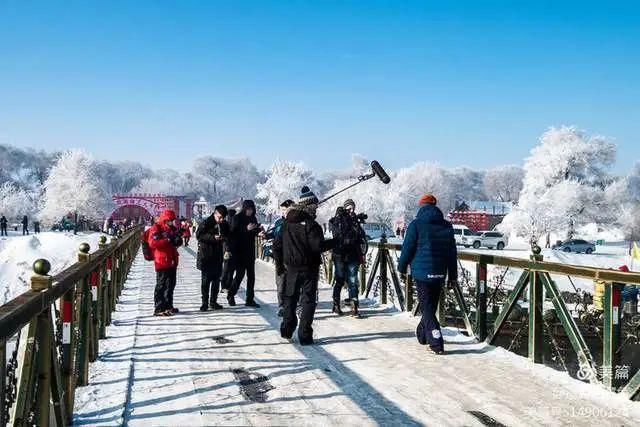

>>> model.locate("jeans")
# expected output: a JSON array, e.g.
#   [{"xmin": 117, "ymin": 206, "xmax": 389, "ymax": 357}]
[
  {"xmin": 416, "ymin": 279, "xmax": 444, "ymax": 351},
  {"xmin": 332, "ymin": 260, "xmax": 360, "ymax": 303}
]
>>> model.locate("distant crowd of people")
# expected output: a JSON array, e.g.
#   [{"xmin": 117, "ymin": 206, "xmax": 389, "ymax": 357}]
[{"xmin": 0, "ymin": 215, "xmax": 41, "ymax": 236}]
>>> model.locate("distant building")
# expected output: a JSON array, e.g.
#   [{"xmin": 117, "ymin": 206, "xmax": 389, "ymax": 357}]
[
  {"xmin": 448, "ymin": 200, "xmax": 512, "ymax": 231},
  {"xmin": 110, "ymin": 193, "xmax": 195, "ymax": 221}
]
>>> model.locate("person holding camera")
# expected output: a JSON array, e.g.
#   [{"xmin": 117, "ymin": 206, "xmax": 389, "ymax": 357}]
[
  {"xmin": 148, "ymin": 209, "xmax": 184, "ymax": 316},
  {"xmin": 397, "ymin": 194, "xmax": 457, "ymax": 355},
  {"xmin": 263, "ymin": 199, "xmax": 295, "ymax": 316},
  {"xmin": 329, "ymin": 199, "xmax": 367, "ymax": 317},
  {"xmin": 227, "ymin": 200, "xmax": 264, "ymax": 308},
  {"xmin": 196, "ymin": 205, "xmax": 230, "ymax": 311}
]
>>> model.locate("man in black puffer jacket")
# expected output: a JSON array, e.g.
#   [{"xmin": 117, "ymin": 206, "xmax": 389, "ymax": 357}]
[
  {"xmin": 228, "ymin": 200, "xmax": 264, "ymax": 307},
  {"xmin": 196, "ymin": 205, "xmax": 230, "ymax": 311},
  {"xmin": 272, "ymin": 186, "xmax": 333, "ymax": 345}
]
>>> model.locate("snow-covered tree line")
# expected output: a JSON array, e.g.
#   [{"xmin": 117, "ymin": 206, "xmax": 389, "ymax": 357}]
[{"xmin": 2, "ymin": 124, "xmax": 637, "ymax": 237}]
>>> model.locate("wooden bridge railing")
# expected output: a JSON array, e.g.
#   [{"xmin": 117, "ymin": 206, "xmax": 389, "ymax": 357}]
[
  {"xmin": 259, "ymin": 234, "xmax": 640, "ymax": 400},
  {"xmin": 0, "ymin": 225, "xmax": 142, "ymax": 426}
]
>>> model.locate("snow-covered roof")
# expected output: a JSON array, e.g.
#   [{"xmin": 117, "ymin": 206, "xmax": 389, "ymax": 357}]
[{"xmin": 466, "ymin": 200, "xmax": 513, "ymax": 215}]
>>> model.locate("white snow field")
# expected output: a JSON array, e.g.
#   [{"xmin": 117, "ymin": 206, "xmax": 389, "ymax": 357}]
[
  {"xmin": 0, "ymin": 230, "xmax": 105, "ymax": 304},
  {"xmin": 71, "ymin": 247, "xmax": 640, "ymax": 426}
]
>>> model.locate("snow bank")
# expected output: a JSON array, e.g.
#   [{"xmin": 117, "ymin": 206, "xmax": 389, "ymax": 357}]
[{"xmin": 0, "ymin": 231, "xmax": 105, "ymax": 305}]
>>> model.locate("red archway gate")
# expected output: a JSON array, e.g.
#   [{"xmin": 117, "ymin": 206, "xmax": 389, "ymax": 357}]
[{"xmin": 110, "ymin": 193, "xmax": 194, "ymax": 221}]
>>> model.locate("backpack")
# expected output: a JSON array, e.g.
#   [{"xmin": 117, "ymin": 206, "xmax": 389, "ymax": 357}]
[{"xmin": 141, "ymin": 228, "xmax": 154, "ymax": 261}]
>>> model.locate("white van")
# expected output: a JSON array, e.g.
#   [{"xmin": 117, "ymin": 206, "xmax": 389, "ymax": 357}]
[{"xmin": 452, "ymin": 224, "xmax": 479, "ymax": 247}]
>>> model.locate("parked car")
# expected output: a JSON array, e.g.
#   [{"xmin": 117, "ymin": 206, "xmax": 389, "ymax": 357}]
[
  {"xmin": 552, "ymin": 239, "xmax": 596, "ymax": 254},
  {"xmin": 476, "ymin": 231, "xmax": 509, "ymax": 250},
  {"xmin": 453, "ymin": 224, "xmax": 480, "ymax": 248}
]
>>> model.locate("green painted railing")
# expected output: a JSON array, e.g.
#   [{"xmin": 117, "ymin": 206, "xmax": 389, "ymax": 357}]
[{"xmin": 0, "ymin": 226, "xmax": 142, "ymax": 426}]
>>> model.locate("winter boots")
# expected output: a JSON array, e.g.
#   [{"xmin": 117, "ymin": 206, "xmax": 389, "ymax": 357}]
[
  {"xmin": 332, "ymin": 299, "xmax": 344, "ymax": 315},
  {"xmin": 350, "ymin": 300, "xmax": 361, "ymax": 318}
]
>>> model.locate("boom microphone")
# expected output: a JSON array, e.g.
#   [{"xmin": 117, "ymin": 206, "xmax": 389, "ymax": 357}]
[{"xmin": 371, "ymin": 160, "xmax": 391, "ymax": 184}]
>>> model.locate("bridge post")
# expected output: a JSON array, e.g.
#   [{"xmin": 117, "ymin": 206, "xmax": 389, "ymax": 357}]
[
  {"xmin": 602, "ymin": 282, "xmax": 624, "ymax": 390},
  {"xmin": 475, "ymin": 257, "xmax": 488, "ymax": 341},
  {"xmin": 379, "ymin": 237, "xmax": 388, "ymax": 305},
  {"xmin": 31, "ymin": 260, "xmax": 53, "ymax": 426},
  {"xmin": 405, "ymin": 273, "xmax": 414, "ymax": 312},
  {"xmin": 528, "ymin": 247, "xmax": 544, "ymax": 363},
  {"xmin": 77, "ymin": 243, "xmax": 92, "ymax": 386},
  {"xmin": 98, "ymin": 236, "xmax": 109, "ymax": 336}
]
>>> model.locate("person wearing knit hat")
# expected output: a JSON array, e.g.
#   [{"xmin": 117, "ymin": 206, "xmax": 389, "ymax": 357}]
[
  {"xmin": 299, "ymin": 186, "xmax": 319, "ymax": 206},
  {"xmin": 419, "ymin": 194, "xmax": 437, "ymax": 206},
  {"xmin": 397, "ymin": 193, "xmax": 457, "ymax": 355},
  {"xmin": 329, "ymin": 199, "xmax": 367, "ymax": 317}
]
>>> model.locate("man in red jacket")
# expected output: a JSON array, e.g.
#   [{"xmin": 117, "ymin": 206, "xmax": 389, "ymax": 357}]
[{"xmin": 148, "ymin": 209, "xmax": 183, "ymax": 316}]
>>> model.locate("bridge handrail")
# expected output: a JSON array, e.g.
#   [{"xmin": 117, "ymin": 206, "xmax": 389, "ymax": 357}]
[
  {"xmin": 0, "ymin": 225, "xmax": 143, "ymax": 426},
  {"xmin": 373, "ymin": 241, "xmax": 640, "ymax": 285}
]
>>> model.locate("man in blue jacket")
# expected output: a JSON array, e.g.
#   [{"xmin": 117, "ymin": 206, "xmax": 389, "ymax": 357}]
[{"xmin": 397, "ymin": 194, "xmax": 457, "ymax": 354}]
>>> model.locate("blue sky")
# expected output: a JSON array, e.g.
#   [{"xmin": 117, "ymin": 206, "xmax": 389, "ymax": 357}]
[{"xmin": 1, "ymin": 1, "xmax": 639, "ymax": 173}]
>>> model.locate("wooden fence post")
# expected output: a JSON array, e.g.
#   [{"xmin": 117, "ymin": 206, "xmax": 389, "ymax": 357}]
[
  {"xmin": 528, "ymin": 247, "xmax": 544, "ymax": 363},
  {"xmin": 77, "ymin": 243, "xmax": 92, "ymax": 386},
  {"xmin": 603, "ymin": 282, "xmax": 624, "ymax": 390},
  {"xmin": 30, "ymin": 260, "xmax": 53, "ymax": 426},
  {"xmin": 476, "ymin": 257, "xmax": 488, "ymax": 341}
]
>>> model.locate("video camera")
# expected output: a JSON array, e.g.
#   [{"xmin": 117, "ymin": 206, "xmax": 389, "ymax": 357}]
[{"xmin": 336, "ymin": 207, "xmax": 368, "ymax": 224}]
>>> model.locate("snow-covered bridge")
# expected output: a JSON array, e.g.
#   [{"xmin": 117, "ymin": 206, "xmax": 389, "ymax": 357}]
[{"xmin": 70, "ymin": 247, "xmax": 640, "ymax": 426}]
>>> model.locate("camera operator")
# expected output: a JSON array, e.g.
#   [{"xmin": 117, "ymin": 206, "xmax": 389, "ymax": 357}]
[
  {"xmin": 329, "ymin": 199, "xmax": 367, "ymax": 317},
  {"xmin": 148, "ymin": 210, "xmax": 184, "ymax": 316}
]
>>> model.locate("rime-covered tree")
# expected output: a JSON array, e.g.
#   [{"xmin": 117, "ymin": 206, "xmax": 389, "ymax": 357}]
[
  {"xmin": 0, "ymin": 182, "xmax": 37, "ymax": 220},
  {"xmin": 40, "ymin": 150, "xmax": 114, "ymax": 224},
  {"xmin": 256, "ymin": 160, "xmax": 314, "ymax": 217},
  {"xmin": 483, "ymin": 166, "xmax": 524, "ymax": 202},
  {"xmin": 501, "ymin": 126, "xmax": 616, "ymax": 242}
]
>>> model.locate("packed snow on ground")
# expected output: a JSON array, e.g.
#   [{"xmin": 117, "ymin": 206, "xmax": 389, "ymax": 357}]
[{"xmin": 0, "ymin": 230, "xmax": 105, "ymax": 305}]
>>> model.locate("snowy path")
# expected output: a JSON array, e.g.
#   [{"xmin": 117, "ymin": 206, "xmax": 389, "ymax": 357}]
[{"xmin": 73, "ymin": 248, "xmax": 640, "ymax": 426}]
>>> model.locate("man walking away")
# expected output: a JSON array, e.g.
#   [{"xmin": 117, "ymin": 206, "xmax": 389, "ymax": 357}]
[
  {"xmin": 397, "ymin": 194, "xmax": 457, "ymax": 355},
  {"xmin": 148, "ymin": 209, "xmax": 183, "ymax": 316},
  {"xmin": 273, "ymin": 186, "xmax": 333, "ymax": 345},
  {"xmin": 329, "ymin": 199, "xmax": 367, "ymax": 317},
  {"xmin": 264, "ymin": 199, "xmax": 295, "ymax": 317},
  {"xmin": 228, "ymin": 200, "xmax": 263, "ymax": 307},
  {"xmin": 221, "ymin": 208, "xmax": 237, "ymax": 291},
  {"xmin": 0, "ymin": 215, "xmax": 7, "ymax": 236},
  {"xmin": 196, "ymin": 205, "xmax": 230, "ymax": 311},
  {"xmin": 22, "ymin": 215, "xmax": 29, "ymax": 235}
]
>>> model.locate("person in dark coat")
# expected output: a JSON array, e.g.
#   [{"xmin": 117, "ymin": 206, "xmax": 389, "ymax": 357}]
[
  {"xmin": 22, "ymin": 215, "xmax": 29, "ymax": 235},
  {"xmin": 329, "ymin": 199, "xmax": 367, "ymax": 316},
  {"xmin": 397, "ymin": 194, "xmax": 457, "ymax": 355},
  {"xmin": 227, "ymin": 200, "xmax": 263, "ymax": 307},
  {"xmin": 196, "ymin": 205, "xmax": 230, "ymax": 311},
  {"xmin": 0, "ymin": 215, "xmax": 7, "ymax": 236},
  {"xmin": 272, "ymin": 187, "xmax": 333, "ymax": 345},
  {"xmin": 33, "ymin": 220, "xmax": 41, "ymax": 234},
  {"xmin": 220, "ymin": 208, "xmax": 237, "ymax": 291},
  {"xmin": 148, "ymin": 209, "xmax": 183, "ymax": 316},
  {"xmin": 264, "ymin": 199, "xmax": 295, "ymax": 316}
]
